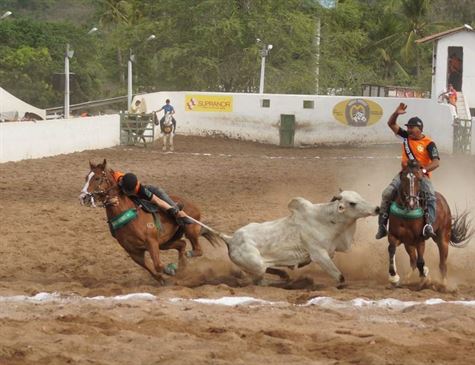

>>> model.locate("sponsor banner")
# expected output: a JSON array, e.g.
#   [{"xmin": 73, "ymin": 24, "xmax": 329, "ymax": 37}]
[
  {"xmin": 332, "ymin": 98, "xmax": 383, "ymax": 127},
  {"xmin": 185, "ymin": 94, "xmax": 233, "ymax": 112}
]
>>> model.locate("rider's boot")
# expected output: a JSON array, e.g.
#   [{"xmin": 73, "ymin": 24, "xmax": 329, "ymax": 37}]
[
  {"xmin": 375, "ymin": 213, "xmax": 389, "ymax": 239},
  {"xmin": 422, "ymin": 213, "xmax": 436, "ymax": 239},
  {"xmin": 422, "ymin": 188, "xmax": 437, "ymax": 239}
]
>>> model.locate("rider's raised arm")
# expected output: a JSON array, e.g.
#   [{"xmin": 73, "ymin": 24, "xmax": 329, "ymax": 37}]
[{"xmin": 388, "ymin": 102, "xmax": 407, "ymax": 135}]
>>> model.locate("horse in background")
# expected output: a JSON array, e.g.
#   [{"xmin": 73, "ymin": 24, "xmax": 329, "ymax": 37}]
[
  {"xmin": 153, "ymin": 111, "xmax": 175, "ymax": 152},
  {"xmin": 78, "ymin": 160, "xmax": 219, "ymax": 283},
  {"xmin": 387, "ymin": 160, "xmax": 473, "ymax": 289}
]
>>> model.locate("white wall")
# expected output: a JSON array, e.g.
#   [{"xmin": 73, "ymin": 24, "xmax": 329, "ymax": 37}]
[
  {"xmin": 433, "ymin": 31, "xmax": 475, "ymax": 111},
  {"xmin": 139, "ymin": 91, "xmax": 454, "ymax": 152},
  {"xmin": 0, "ymin": 115, "xmax": 119, "ymax": 163},
  {"xmin": 0, "ymin": 91, "xmax": 465, "ymax": 164}
]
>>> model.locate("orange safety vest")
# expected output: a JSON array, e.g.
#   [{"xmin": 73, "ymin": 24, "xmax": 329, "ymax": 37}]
[
  {"xmin": 112, "ymin": 171, "xmax": 140, "ymax": 194},
  {"xmin": 401, "ymin": 136, "xmax": 434, "ymax": 177}
]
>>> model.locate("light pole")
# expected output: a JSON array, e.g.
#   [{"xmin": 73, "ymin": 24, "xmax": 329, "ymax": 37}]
[
  {"xmin": 64, "ymin": 27, "xmax": 98, "ymax": 118},
  {"xmin": 0, "ymin": 10, "xmax": 12, "ymax": 20},
  {"xmin": 257, "ymin": 40, "xmax": 273, "ymax": 94},
  {"xmin": 64, "ymin": 43, "xmax": 74, "ymax": 118},
  {"xmin": 127, "ymin": 34, "xmax": 156, "ymax": 110}
]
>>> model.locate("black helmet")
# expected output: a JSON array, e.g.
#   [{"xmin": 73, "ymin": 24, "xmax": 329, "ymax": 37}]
[
  {"xmin": 405, "ymin": 117, "xmax": 423, "ymax": 130},
  {"xmin": 165, "ymin": 99, "xmax": 170, "ymax": 103},
  {"xmin": 120, "ymin": 173, "xmax": 138, "ymax": 195}
]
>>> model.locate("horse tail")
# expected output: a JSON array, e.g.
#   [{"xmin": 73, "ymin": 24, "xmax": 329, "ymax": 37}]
[
  {"xmin": 200, "ymin": 226, "xmax": 232, "ymax": 249},
  {"xmin": 450, "ymin": 209, "xmax": 474, "ymax": 248}
]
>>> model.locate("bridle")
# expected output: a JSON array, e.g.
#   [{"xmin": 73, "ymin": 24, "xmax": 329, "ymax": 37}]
[
  {"xmin": 401, "ymin": 169, "xmax": 421, "ymax": 210},
  {"xmin": 82, "ymin": 169, "xmax": 120, "ymax": 208}
]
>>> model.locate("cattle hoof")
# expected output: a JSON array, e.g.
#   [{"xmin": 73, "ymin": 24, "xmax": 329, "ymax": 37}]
[
  {"xmin": 336, "ymin": 275, "xmax": 346, "ymax": 289},
  {"xmin": 164, "ymin": 263, "xmax": 177, "ymax": 276},
  {"xmin": 336, "ymin": 282, "xmax": 347, "ymax": 289}
]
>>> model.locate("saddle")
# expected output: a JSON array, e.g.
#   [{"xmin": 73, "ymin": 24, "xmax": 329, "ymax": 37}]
[{"xmin": 389, "ymin": 192, "xmax": 429, "ymax": 221}]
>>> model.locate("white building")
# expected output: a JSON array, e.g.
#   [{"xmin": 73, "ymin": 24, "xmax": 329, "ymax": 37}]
[{"xmin": 416, "ymin": 24, "xmax": 475, "ymax": 120}]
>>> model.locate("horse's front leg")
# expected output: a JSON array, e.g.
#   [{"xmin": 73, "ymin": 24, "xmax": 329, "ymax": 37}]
[
  {"xmin": 144, "ymin": 224, "xmax": 167, "ymax": 276},
  {"xmin": 416, "ymin": 241, "xmax": 430, "ymax": 289},
  {"xmin": 162, "ymin": 135, "xmax": 167, "ymax": 151},
  {"xmin": 129, "ymin": 251, "xmax": 165, "ymax": 284},
  {"xmin": 169, "ymin": 133, "xmax": 174, "ymax": 152},
  {"xmin": 403, "ymin": 244, "xmax": 417, "ymax": 282},
  {"xmin": 388, "ymin": 236, "xmax": 401, "ymax": 286}
]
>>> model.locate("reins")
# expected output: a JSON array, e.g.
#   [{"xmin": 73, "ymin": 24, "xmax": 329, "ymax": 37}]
[{"xmin": 87, "ymin": 170, "xmax": 121, "ymax": 208}]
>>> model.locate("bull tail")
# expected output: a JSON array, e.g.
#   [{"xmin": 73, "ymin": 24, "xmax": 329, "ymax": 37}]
[
  {"xmin": 450, "ymin": 209, "xmax": 474, "ymax": 248},
  {"xmin": 200, "ymin": 225, "xmax": 232, "ymax": 249}
]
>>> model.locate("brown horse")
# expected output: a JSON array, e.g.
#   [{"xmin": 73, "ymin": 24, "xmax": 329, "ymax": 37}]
[
  {"xmin": 387, "ymin": 160, "xmax": 473, "ymax": 289},
  {"xmin": 79, "ymin": 159, "xmax": 219, "ymax": 283}
]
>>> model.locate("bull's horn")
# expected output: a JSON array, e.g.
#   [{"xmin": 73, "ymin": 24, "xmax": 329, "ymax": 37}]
[{"xmin": 331, "ymin": 195, "xmax": 342, "ymax": 202}]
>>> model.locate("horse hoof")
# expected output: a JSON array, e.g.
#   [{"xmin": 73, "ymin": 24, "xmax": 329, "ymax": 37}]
[
  {"xmin": 164, "ymin": 263, "xmax": 177, "ymax": 276},
  {"xmin": 417, "ymin": 276, "xmax": 431, "ymax": 291},
  {"xmin": 388, "ymin": 274, "xmax": 400, "ymax": 287},
  {"xmin": 186, "ymin": 250, "xmax": 203, "ymax": 258},
  {"xmin": 423, "ymin": 266, "xmax": 429, "ymax": 277}
]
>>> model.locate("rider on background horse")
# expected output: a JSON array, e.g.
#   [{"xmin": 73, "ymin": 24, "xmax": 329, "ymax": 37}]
[
  {"xmin": 112, "ymin": 171, "xmax": 191, "ymax": 226},
  {"xmin": 375, "ymin": 103, "xmax": 440, "ymax": 240},
  {"xmin": 156, "ymin": 99, "xmax": 177, "ymax": 133}
]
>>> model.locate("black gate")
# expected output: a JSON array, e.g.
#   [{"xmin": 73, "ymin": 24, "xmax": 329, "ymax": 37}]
[{"xmin": 120, "ymin": 112, "xmax": 155, "ymax": 147}]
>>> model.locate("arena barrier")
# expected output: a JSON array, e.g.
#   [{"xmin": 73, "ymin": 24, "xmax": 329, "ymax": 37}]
[{"xmin": 1, "ymin": 92, "xmax": 469, "ymax": 163}]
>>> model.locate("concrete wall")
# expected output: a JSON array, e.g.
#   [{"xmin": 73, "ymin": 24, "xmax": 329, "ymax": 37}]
[
  {"xmin": 0, "ymin": 115, "xmax": 119, "ymax": 163},
  {"xmin": 139, "ymin": 91, "xmax": 454, "ymax": 152},
  {"xmin": 0, "ymin": 91, "xmax": 464, "ymax": 164}
]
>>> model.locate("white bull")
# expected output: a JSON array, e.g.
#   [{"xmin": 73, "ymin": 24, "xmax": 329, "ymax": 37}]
[{"xmin": 215, "ymin": 191, "xmax": 379, "ymax": 286}]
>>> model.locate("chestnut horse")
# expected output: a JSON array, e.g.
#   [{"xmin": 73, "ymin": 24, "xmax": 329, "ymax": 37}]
[
  {"xmin": 79, "ymin": 159, "xmax": 219, "ymax": 283},
  {"xmin": 387, "ymin": 160, "xmax": 473, "ymax": 289}
]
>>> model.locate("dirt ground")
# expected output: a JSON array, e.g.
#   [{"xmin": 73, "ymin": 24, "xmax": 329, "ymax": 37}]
[{"xmin": 0, "ymin": 135, "xmax": 474, "ymax": 365}]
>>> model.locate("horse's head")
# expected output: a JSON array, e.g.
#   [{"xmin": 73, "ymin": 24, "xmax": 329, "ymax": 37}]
[
  {"xmin": 79, "ymin": 159, "xmax": 118, "ymax": 207},
  {"xmin": 399, "ymin": 160, "xmax": 424, "ymax": 210}
]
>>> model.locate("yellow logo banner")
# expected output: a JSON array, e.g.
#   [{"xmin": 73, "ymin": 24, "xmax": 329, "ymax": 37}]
[
  {"xmin": 185, "ymin": 94, "xmax": 233, "ymax": 112},
  {"xmin": 332, "ymin": 98, "xmax": 383, "ymax": 127}
]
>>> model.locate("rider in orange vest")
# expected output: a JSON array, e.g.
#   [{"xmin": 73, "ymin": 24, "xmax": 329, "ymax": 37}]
[
  {"xmin": 375, "ymin": 103, "xmax": 440, "ymax": 240},
  {"xmin": 112, "ymin": 171, "xmax": 191, "ymax": 226}
]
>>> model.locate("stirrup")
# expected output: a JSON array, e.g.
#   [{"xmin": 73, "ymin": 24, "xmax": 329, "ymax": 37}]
[{"xmin": 422, "ymin": 224, "xmax": 436, "ymax": 239}]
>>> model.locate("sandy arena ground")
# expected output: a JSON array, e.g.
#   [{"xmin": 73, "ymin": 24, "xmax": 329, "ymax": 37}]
[{"xmin": 0, "ymin": 135, "xmax": 474, "ymax": 365}]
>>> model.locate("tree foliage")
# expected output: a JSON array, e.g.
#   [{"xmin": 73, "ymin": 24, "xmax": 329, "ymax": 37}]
[{"xmin": 0, "ymin": 0, "xmax": 472, "ymax": 107}]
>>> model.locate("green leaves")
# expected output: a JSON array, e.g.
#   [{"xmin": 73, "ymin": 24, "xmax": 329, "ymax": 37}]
[{"xmin": 0, "ymin": 0, "xmax": 468, "ymax": 106}]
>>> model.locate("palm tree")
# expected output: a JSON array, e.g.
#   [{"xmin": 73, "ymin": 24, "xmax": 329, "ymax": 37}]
[{"xmin": 400, "ymin": 0, "xmax": 430, "ymax": 77}]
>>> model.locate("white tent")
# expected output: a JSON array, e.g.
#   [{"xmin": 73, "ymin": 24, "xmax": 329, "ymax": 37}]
[{"xmin": 0, "ymin": 86, "xmax": 46, "ymax": 121}]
